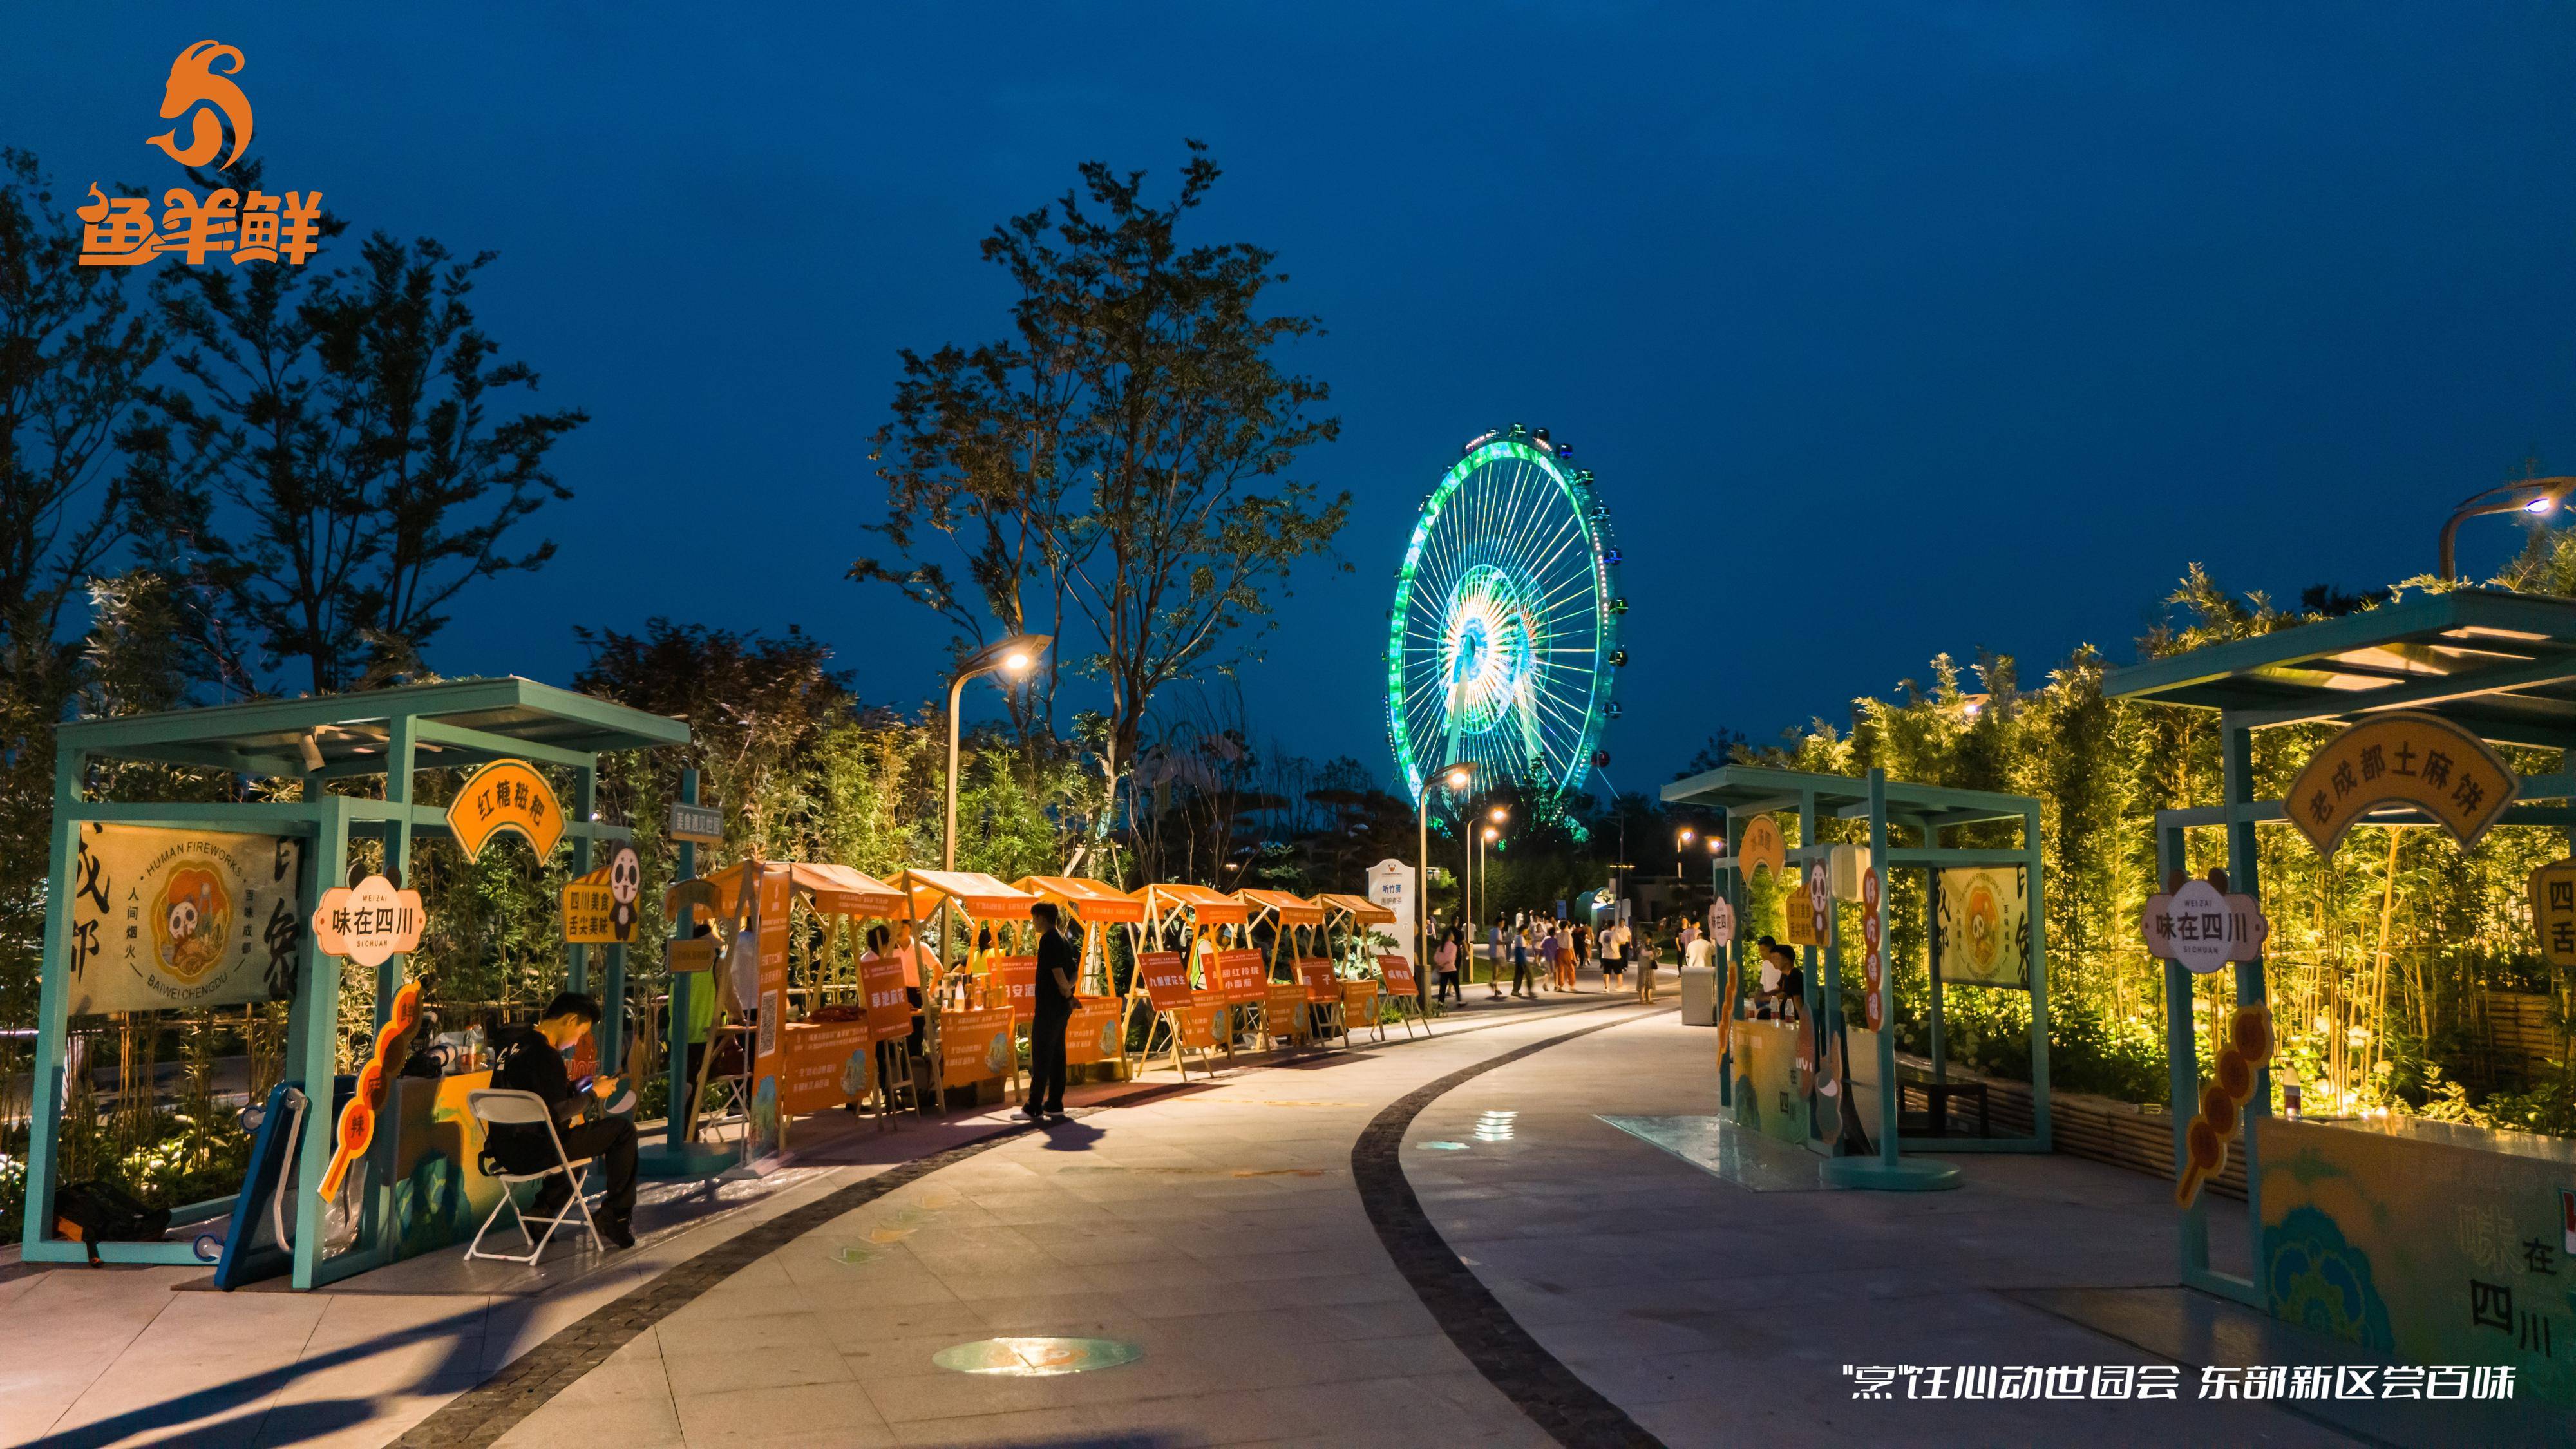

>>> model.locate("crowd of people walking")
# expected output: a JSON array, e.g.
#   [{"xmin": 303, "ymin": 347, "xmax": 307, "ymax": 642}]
[{"xmin": 1424, "ymin": 909, "xmax": 1712, "ymax": 1003}]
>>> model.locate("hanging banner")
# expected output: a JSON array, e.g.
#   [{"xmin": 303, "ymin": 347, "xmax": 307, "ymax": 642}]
[
  {"xmin": 1708, "ymin": 897, "xmax": 1735, "ymax": 948},
  {"xmin": 1937, "ymin": 866, "xmax": 2031, "ymax": 989},
  {"xmin": 1209, "ymin": 949, "xmax": 1267, "ymax": 1004},
  {"xmin": 2287, "ymin": 711, "xmax": 2517, "ymax": 858},
  {"xmin": 66, "ymin": 823, "xmax": 304, "ymax": 1015},
  {"xmin": 2141, "ymin": 868, "xmax": 2269, "ymax": 976},
  {"xmin": 778, "ymin": 1019, "xmax": 873, "ymax": 1117},
  {"xmin": 2533, "ymin": 860, "xmax": 2576, "ymax": 969},
  {"xmin": 446, "ymin": 759, "xmax": 565, "ymax": 862},
  {"xmin": 1738, "ymin": 816, "xmax": 1786, "ymax": 876},
  {"xmin": 560, "ymin": 844, "xmax": 642, "ymax": 945},
  {"xmin": 940, "ymin": 1005, "xmax": 1016, "ymax": 1087},
  {"xmin": 861, "ymin": 949, "xmax": 913, "ymax": 1043},
  {"xmin": 310, "ymin": 874, "xmax": 423, "ymax": 969},
  {"xmin": 992, "ymin": 955, "xmax": 1038, "ymax": 1022},
  {"xmin": 1859, "ymin": 866, "xmax": 1884, "ymax": 1030}
]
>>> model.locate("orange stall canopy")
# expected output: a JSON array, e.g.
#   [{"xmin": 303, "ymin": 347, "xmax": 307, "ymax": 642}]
[
  {"xmin": 1316, "ymin": 891, "xmax": 1396, "ymax": 927},
  {"xmin": 691, "ymin": 860, "xmax": 907, "ymax": 920},
  {"xmin": 1234, "ymin": 889, "xmax": 1326, "ymax": 929},
  {"xmin": 1144, "ymin": 882, "xmax": 1250, "ymax": 929},
  {"xmin": 895, "ymin": 868, "xmax": 1038, "ymax": 922},
  {"xmin": 1014, "ymin": 875, "xmax": 1147, "ymax": 925}
]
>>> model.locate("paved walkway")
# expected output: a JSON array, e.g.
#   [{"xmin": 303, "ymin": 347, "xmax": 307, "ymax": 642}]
[{"xmin": 5, "ymin": 973, "xmax": 2517, "ymax": 1447}]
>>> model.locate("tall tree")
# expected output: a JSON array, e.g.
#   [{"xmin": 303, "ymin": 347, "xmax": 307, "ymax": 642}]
[
  {"xmin": 858, "ymin": 142, "xmax": 1346, "ymax": 842},
  {"xmin": 142, "ymin": 176, "xmax": 583, "ymax": 693}
]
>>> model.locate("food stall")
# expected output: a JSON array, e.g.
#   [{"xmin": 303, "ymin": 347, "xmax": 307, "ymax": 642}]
[
  {"xmin": 1662, "ymin": 763, "xmax": 2055, "ymax": 1189},
  {"xmin": 1235, "ymin": 889, "xmax": 1334, "ymax": 1048},
  {"xmin": 1011, "ymin": 874, "xmax": 1142, "ymax": 1079},
  {"xmin": 1143, "ymin": 882, "xmax": 1255, "ymax": 1057},
  {"xmin": 891, "ymin": 869, "xmax": 1038, "ymax": 1107},
  {"xmin": 19, "ymin": 677, "xmax": 689, "ymax": 1289},
  {"xmin": 2107, "ymin": 587, "xmax": 2576, "ymax": 1403},
  {"xmin": 1318, "ymin": 891, "xmax": 1403, "ymax": 1041}
]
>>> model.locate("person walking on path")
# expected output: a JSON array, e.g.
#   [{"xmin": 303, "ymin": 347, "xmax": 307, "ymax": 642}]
[
  {"xmin": 1600, "ymin": 918, "xmax": 1627, "ymax": 992},
  {"xmin": 1484, "ymin": 918, "xmax": 1508, "ymax": 999},
  {"xmin": 1510, "ymin": 923, "xmax": 1533, "ymax": 998},
  {"xmin": 1025, "ymin": 901, "xmax": 1079, "ymax": 1121},
  {"xmin": 1635, "ymin": 926, "xmax": 1662, "ymax": 1003},
  {"xmin": 1434, "ymin": 926, "xmax": 1461, "ymax": 1004}
]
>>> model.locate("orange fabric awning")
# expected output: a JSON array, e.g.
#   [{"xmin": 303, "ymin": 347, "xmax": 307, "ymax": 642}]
[
  {"xmin": 895, "ymin": 868, "xmax": 1037, "ymax": 922},
  {"xmin": 1317, "ymin": 891, "xmax": 1396, "ymax": 926},
  {"xmin": 786, "ymin": 863, "xmax": 908, "ymax": 919},
  {"xmin": 1233, "ymin": 889, "xmax": 1326, "ymax": 928},
  {"xmin": 1144, "ymin": 882, "xmax": 1250, "ymax": 928},
  {"xmin": 1012, "ymin": 875, "xmax": 1146, "ymax": 924}
]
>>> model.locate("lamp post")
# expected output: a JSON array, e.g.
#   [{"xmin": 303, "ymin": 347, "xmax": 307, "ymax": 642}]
[
  {"xmin": 941, "ymin": 634, "xmax": 1048, "ymax": 989},
  {"xmin": 1416, "ymin": 762, "xmax": 1472, "ymax": 1005},
  {"xmin": 1676, "ymin": 827, "xmax": 1694, "ymax": 882},
  {"xmin": 2439, "ymin": 477, "xmax": 2576, "ymax": 582}
]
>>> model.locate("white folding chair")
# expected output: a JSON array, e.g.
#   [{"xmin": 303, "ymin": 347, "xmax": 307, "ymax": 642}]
[{"xmin": 464, "ymin": 1089, "xmax": 601, "ymax": 1264}]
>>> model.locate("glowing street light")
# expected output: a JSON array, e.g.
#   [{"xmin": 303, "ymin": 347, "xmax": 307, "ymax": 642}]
[
  {"xmin": 1416, "ymin": 761, "xmax": 1473, "ymax": 1005},
  {"xmin": 943, "ymin": 634, "xmax": 1050, "ymax": 873},
  {"xmin": 2439, "ymin": 477, "xmax": 2576, "ymax": 582}
]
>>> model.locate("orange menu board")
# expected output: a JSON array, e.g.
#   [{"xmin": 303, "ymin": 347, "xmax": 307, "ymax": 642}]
[
  {"xmin": 860, "ymin": 951, "xmax": 911, "ymax": 1043},
  {"xmin": 1265, "ymin": 981, "xmax": 1307, "ymax": 1038},
  {"xmin": 941, "ymin": 1007, "xmax": 1015, "ymax": 1087},
  {"xmin": 1344, "ymin": 979, "xmax": 1380, "ymax": 1027},
  {"xmin": 991, "ymin": 954, "xmax": 1038, "ymax": 1022},
  {"xmin": 1063, "ymin": 1000, "xmax": 1122, "ymax": 1065},
  {"xmin": 1175, "ymin": 1002, "xmax": 1219, "ymax": 1050},
  {"xmin": 1134, "ymin": 951, "xmax": 1192, "ymax": 1011},
  {"xmin": 1378, "ymin": 955, "xmax": 1417, "ymax": 995},
  {"xmin": 779, "ymin": 1020, "xmax": 871, "ymax": 1116},
  {"xmin": 1295, "ymin": 958, "xmax": 1338, "ymax": 1004},
  {"xmin": 1209, "ymin": 949, "xmax": 1267, "ymax": 1004}
]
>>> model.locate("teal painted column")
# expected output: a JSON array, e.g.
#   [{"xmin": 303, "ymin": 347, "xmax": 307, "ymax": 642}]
[
  {"xmin": 19, "ymin": 745, "xmax": 83, "ymax": 1256},
  {"xmin": 2159, "ymin": 817, "xmax": 2210, "ymax": 1282},
  {"xmin": 1870, "ymin": 770, "xmax": 1899, "ymax": 1168},
  {"xmin": 567, "ymin": 762, "xmax": 595, "ymax": 999},
  {"xmin": 1797, "ymin": 788, "xmax": 1819, "ymax": 1145},
  {"xmin": 291, "ymin": 794, "xmax": 351, "ymax": 1290},
  {"xmin": 360, "ymin": 717, "xmax": 417, "ymax": 1256},
  {"xmin": 2221, "ymin": 715, "xmax": 2268, "ymax": 1301},
  {"xmin": 2023, "ymin": 802, "xmax": 2053, "ymax": 1150},
  {"xmin": 665, "ymin": 770, "xmax": 701, "ymax": 1153}
]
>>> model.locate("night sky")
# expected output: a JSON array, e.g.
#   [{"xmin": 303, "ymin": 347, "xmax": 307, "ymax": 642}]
[{"xmin": 14, "ymin": 6, "xmax": 2576, "ymax": 795}]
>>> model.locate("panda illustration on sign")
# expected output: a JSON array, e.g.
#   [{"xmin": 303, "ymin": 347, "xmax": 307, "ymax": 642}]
[{"xmin": 607, "ymin": 844, "xmax": 641, "ymax": 942}]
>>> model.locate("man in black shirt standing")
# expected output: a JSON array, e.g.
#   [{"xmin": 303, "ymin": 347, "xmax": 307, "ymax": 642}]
[
  {"xmin": 488, "ymin": 992, "xmax": 638, "ymax": 1248},
  {"xmin": 1025, "ymin": 902, "xmax": 1079, "ymax": 1121}
]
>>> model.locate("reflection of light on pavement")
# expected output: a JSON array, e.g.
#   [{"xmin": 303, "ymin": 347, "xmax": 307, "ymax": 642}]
[
  {"xmin": 932, "ymin": 1336, "xmax": 1144, "ymax": 1376},
  {"xmin": 1473, "ymin": 1109, "xmax": 1518, "ymax": 1142},
  {"xmin": 1417, "ymin": 1141, "xmax": 1470, "ymax": 1150}
]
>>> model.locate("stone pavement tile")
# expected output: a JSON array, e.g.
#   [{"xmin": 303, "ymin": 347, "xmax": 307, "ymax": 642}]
[
  {"xmin": 835, "ymin": 1330, "xmax": 981, "ymax": 1382},
  {"xmin": 654, "ymin": 1305, "xmax": 834, "ymax": 1357},
  {"xmin": 1157, "ymin": 1329, "xmax": 1457, "ymax": 1394},
  {"xmin": 962, "ymin": 1289, "xmax": 1133, "ymax": 1335},
  {"xmin": 1009, "ymin": 1227, "xmax": 1171, "ymax": 1267},
  {"xmin": 810, "ymin": 1298, "xmax": 994, "ymax": 1350},
  {"xmin": 1202, "ymin": 1247, "xmax": 1387, "ymax": 1283},
  {"xmin": 884, "ymin": 1403, "xmax": 1135, "ymax": 1448},
  {"xmin": 495, "ymin": 1387, "xmax": 685, "ymax": 1449},
  {"xmin": 672, "ymin": 1379, "xmax": 897, "ymax": 1447},
  {"xmin": 665, "ymin": 1340, "xmax": 854, "ymax": 1393}
]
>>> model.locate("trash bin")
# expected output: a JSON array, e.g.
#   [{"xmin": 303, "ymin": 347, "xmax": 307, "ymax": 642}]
[{"xmin": 1679, "ymin": 966, "xmax": 1718, "ymax": 1025}]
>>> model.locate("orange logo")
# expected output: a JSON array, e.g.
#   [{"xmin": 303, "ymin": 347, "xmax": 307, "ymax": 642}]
[
  {"xmin": 146, "ymin": 40, "xmax": 254, "ymax": 169},
  {"xmin": 77, "ymin": 40, "xmax": 319, "ymax": 270}
]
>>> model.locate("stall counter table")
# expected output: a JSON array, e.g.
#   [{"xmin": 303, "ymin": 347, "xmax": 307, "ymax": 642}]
[
  {"xmin": 2257, "ymin": 1113, "xmax": 2576, "ymax": 1405},
  {"xmin": 1727, "ymin": 1018, "xmax": 1809, "ymax": 1146}
]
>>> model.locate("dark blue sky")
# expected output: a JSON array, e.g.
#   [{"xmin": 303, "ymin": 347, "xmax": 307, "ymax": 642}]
[{"xmin": 15, "ymin": 6, "xmax": 2576, "ymax": 791}]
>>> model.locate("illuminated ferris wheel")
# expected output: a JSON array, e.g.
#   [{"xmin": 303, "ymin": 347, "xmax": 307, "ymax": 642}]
[{"xmin": 1385, "ymin": 424, "xmax": 1622, "ymax": 800}]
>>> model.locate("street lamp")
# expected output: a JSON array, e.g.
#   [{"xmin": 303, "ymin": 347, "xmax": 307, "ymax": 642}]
[
  {"xmin": 942, "ymin": 634, "xmax": 1050, "ymax": 873},
  {"xmin": 1416, "ymin": 762, "xmax": 1472, "ymax": 1004},
  {"xmin": 2439, "ymin": 477, "xmax": 2576, "ymax": 582},
  {"xmin": 1676, "ymin": 827, "xmax": 1694, "ymax": 881},
  {"xmin": 1479, "ymin": 822, "xmax": 1501, "ymax": 941}
]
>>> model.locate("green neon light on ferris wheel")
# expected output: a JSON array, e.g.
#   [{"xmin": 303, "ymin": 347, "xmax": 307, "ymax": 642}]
[{"xmin": 1386, "ymin": 432, "xmax": 1618, "ymax": 802}]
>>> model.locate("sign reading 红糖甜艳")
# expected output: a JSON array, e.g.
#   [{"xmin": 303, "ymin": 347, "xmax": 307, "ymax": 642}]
[
  {"xmin": 447, "ymin": 759, "xmax": 564, "ymax": 862},
  {"xmin": 66, "ymin": 822, "xmax": 304, "ymax": 1015},
  {"xmin": 79, "ymin": 42, "xmax": 324, "ymax": 270},
  {"xmin": 2533, "ymin": 860, "xmax": 2576, "ymax": 969},
  {"xmin": 2287, "ymin": 712, "xmax": 2517, "ymax": 858}
]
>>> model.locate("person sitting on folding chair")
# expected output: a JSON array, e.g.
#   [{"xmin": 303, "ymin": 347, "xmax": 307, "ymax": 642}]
[{"xmin": 488, "ymin": 992, "xmax": 638, "ymax": 1249}]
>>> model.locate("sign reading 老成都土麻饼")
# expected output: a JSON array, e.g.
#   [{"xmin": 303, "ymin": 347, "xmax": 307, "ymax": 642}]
[
  {"xmin": 79, "ymin": 42, "xmax": 323, "ymax": 270},
  {"xmin": 67, "ymin": 823, "xmax": 303, "ymax": 1014},
  {"xmin": 560, "ymin": 844, "xmax": 643, "ymax": 945},
  {"xmin": 2535, "ymin": 860, "xmax": 2576, "ymax": 969},
  {"xmin": 1937, "ymin": 866, "xmax": 2030, "ymax": 988},
  {"xmin": 2287, "ymin": 712, "xmax": 2517, "ymax": 858},
  {"xmin": 447, "ymin": 759, "xmax": 565, "ymax": 862},
  {"xmin": 1737, "ymin": 816, "xmax": 1786, "ymax": 876}
]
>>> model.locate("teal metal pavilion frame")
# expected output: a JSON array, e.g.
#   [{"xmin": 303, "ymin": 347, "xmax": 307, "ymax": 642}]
[
  {"xmin": 19, "ymin": 677, "xmax": 688, "ymax": 1288},
  {"xmin": 1662, "ymin": 764, "xmax": 2054, "ymax": 1188},
  {"xmin": 2107, "ymin": 586, "xmax": 2576, "ymax": 1305}
]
